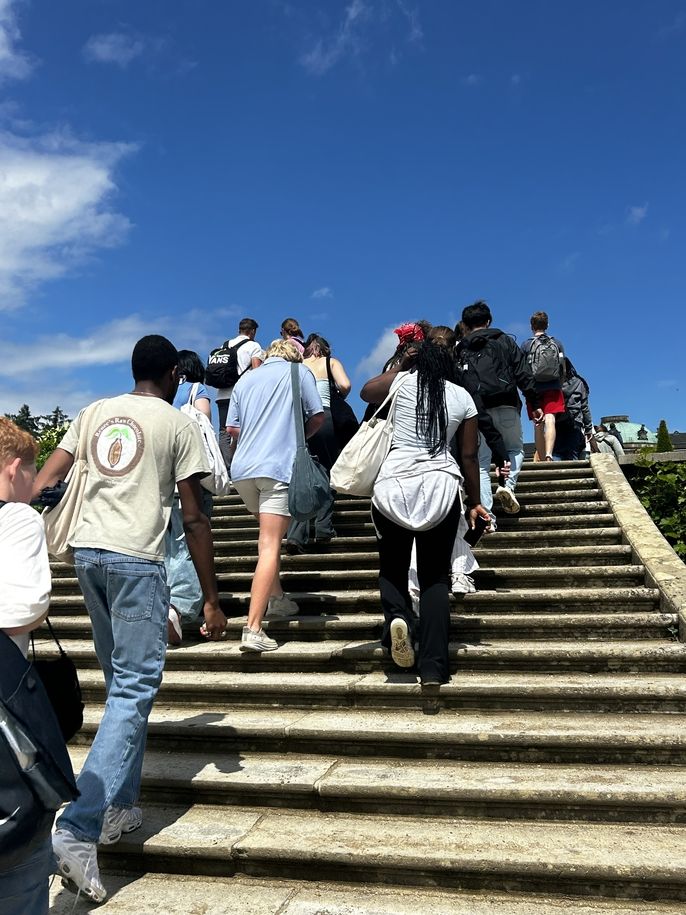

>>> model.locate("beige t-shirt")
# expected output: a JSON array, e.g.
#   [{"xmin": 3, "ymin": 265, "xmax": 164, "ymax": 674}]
[{"xmin": 59, "ymin": 393, "xmax": 210, "ymax": 561}]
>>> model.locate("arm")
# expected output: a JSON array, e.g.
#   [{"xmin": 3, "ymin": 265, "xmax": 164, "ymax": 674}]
[
  {"xmin": 360, "ymin": 348, "xmax": 418, "ymax": 404},
  {"xmin": 250, "ymin": 356, "xmax": 263, "ymax": 369},
  {"xmin": 329, "ymin": 358, "xmax": 351, "ymax": 397},
  {"xmin": 32, "ymin": 447, "xmax": 75, "ymax": 501},
  {"xmin": 509, "ymin": 339, "xmax": 541, "ymax": 413},
  {"xmin": 177, "ymin": 476, "xmax": 226, "ymax": 639},
  {"xmin": 455, "ymin": 416, "xmax": 491, "ymax": 528},
  {"xmin": 305, "ymin": 413, "xmax": 325, "ymax": 438},
  {"xmin": 196, "ymin": 396, "xmax": 211, "ymax": 420}
]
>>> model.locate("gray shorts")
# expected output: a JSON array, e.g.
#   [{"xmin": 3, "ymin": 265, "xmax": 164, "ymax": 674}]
[{"xmin": 233, "ymin": 477, "xmax": 289, "ymax": 517}]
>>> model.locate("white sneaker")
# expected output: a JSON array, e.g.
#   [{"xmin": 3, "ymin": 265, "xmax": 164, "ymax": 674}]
[
  {"xmin": 390, "ymin": 618, "xmax": 415, "ymax": 668},
  {"xmin": 495, "ymin": 485, "xmax": 520, "ymax": 514},
  {"xmin": 53, "ymin": 828, "xmax": 107, "ymax": 903},
  {"xmin": 451, "ymin": 573, "xmax": 476, "ymax": 595},
  {"xmin": 99, "ymin": 805, "xmax": 143, "ymax": 845},
  {"xmin": 266, "ymin": 594, "xmax": 299, "ymax": 619},
  {"xmin": 239, "ymin": 626, "xmax": 279, "ymax": 652}
]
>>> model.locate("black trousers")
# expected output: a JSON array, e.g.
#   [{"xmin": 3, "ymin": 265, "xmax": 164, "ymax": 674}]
[
  {"xmin": 372, "ymin": 498, "xmax": 461, "ymax": 683},
  {"xmin": 216, "ymin": 398, "xmax": 233, "ymax": 471}
]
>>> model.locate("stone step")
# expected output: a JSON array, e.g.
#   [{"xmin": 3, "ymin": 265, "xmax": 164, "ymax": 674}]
[
  {"xmin": 43, "ymin": 636, "xmax": 685, "ymax": 675},
  {"xmin": 74, "ymin": 668, "xmax": 686, "ymax": 713},
  {"xmin": 50, "ymin": 611, "xmax": 677, "ymax": 643},
  {"xmin": 73, "ymin": 704, "xmax": 686, "ymax": 765},
  {"xmin": 45, "ymin": 586, "xmax": 661, "ymax": 616},
  {"xmin": 59, "ymin": 801, "xmax": 686, "ymax": 899},
  {"xmin": 49, "ymin": 872, "xmax": 686, "ymax": 915},
  {"xmin": 66, "ymin": 745, "xmax": 686, "ymax": 824},
  {"xmin": 48, "ymin": 564, "xmax": 648, "ymax": 595}
]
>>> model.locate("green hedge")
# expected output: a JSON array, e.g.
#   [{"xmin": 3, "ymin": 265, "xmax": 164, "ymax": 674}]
[{"xmin": 629, "ymin": 460, "xmax": 686, "ymax": 560}]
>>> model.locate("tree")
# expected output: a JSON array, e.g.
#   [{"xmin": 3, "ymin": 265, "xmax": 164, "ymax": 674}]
[
  {"xmin": 656, "ymin": 419, "xmax": 673, "ymax": 453},
  {"xmin": 46, "ymin": 406, "xmax": 69, "ymax": 429},
  {"xmin": 4, "ymin": 404, "xmax": 40, "ymax": 437}
]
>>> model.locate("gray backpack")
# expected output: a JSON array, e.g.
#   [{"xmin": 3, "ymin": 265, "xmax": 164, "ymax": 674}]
[{"xmin": 527, "ymin": 334, "xmax": 563, "ymax": 383}]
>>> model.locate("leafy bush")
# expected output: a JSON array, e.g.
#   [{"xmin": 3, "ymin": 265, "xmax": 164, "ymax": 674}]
[
  {"xmin": 36, "ymin": 424, "xmax": 70, "ymax": 471},
  {"xmin": 630, "ymin": 461, "xmax": 686, "ymax": 560}
]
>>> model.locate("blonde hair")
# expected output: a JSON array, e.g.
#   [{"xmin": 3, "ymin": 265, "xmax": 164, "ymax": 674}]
[
  {"xmin": 265, "ymin": 339, "xmax": 303, "ymax": 362},
  {"xmin": 0, "ymin": 417, "xmax": 38, "ymax": 469}
]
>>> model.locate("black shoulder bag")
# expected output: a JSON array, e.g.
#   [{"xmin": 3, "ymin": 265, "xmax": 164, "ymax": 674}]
[
  {"xmin": 326, "ymin": 356, "xmax": 360, "ymax": 449},
  {"xmin": 31, "ymin": 618, "xmax": 84, "ymax": 742}
]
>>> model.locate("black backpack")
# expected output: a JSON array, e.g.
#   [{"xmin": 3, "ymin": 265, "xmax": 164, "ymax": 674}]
[
  {"xmin": 205, "ymin": 338, "xmax": 251, "ymax": 389},
  {"xmin": 456, "ymin": 335, "xmax": 516, "ymax": 405}
]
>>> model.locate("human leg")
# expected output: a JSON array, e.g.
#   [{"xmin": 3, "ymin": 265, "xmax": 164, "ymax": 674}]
[
  {"xmin": 58, "ymin": 551, "xmax": 168, "ymax": 841},
  {"xmin": 217, "ymin": 398, "xmax": 232, "ymax": 470},
  {"xmin": 371, "ymin": 505, "xmax": 416, "ymax": 660},
  {"xmin": 415, "ymin": 500, "xmax": 461, "ymax": 684},
  {"xmin": 247, "ymin": 512, "xmax": 290, "ymax": 631},
  {"xmin": 489, "ymin": 406, "xmax": 524, "ymax": 492},
  {"xmin": 543, "ymin": 413, "xmax": 556, "ymax": 458},
  {"xmin": 477, "ymin": 430, "xmax": 495, "ymax": 522}
]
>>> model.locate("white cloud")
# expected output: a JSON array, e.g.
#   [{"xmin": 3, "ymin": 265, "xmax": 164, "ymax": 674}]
[
  {"xmin": 299, "ymin": 0, "xmax": 422, "ymax": 75},
  {"xmin": 308, "ymin": 311, "xmax": 329, "ymax": 322},
  {"xmin": 83, "ymin": 31, "xmax": 146, "ymax": 68},
  {"xmin": 0, "ymin": 130, "xmax": 136, "ymax": 309},
  {"xmin": 355, "ymin": 327, "xmax": 397, "ymax": 377},
  {"xmin": 311, "ymin": 286, "xmax": 333, "ymax": 299},
  {"xmin": 560, "ymin": 251, "xmax": 581, "ymax": 273},
  {"xmin": 0, "ymin": 0, "xmax": 33, "ymax": 82},
  {"xmin": 626, "ymin": 202, "xmax": 648, "ymax": 226},
  {"xmin": 461, "ymin": 73, "xmax": 482, "ymax": 87},
  {"xmin": 0, "ymin": 307, "xmax": 241, "ymax": 416}
]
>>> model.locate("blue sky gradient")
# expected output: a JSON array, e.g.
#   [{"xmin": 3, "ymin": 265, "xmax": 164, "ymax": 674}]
[{"xmin": 0, "ymin": 1, "xmax": 684, "ymax": 430}]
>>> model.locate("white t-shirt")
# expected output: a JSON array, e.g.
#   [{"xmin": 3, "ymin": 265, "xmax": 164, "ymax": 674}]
[
  {"xmin": 372, "ymin": 372, "xmax": 478, "ymax": 530},
  {"xmin": 215, "ymin": 335, "xmax": 265, "ymax": 401},
  {"xmin": 388, "ymin": 371, "xmax": 478, "ymax": 452},
  {"xmin": 59, "ymin": 394, "xmax": 210, "ymax": 562},
  {"xmin": 0, "ymin": 502, "xmax": 51, "ymax": 656}
]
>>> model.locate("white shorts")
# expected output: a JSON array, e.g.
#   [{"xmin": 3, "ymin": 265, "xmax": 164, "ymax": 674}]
[{"xmin": 233, "ymin": 477, "xmax": 289, "ymax": 517}]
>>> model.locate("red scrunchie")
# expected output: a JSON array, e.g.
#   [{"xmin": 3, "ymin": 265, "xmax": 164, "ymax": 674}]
[{"xmin": 393, "ymin": 322, "xmax": 425, "ymax": 347}]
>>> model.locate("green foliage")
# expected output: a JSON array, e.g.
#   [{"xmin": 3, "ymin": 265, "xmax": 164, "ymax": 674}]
[
  {"xmin": 36, "ymin": 423, "xmax": 70, "ymax": 471},
  {"xmin": 630, "ymin": 460, "xmax": 686, "ymax": 560},
  {"xmin": 655, "ymin": 419, "xmax": 673, "ymax": 453},
  {"xmin": 5, "ymin": 404, "xmax": 40, "ymax": 436}
]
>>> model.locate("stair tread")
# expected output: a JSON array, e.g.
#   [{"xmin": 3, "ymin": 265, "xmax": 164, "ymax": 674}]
[
  {"xmin": 69, "ymin": 801, "xmax": 686, "ymax": 881},
  {"xmin": 49, "ymin": 872, "xmax": 686, "ymax": 914},
  {"xmin": 79, "ymin": 703, "xmax": 686, "ymax": 747},
  {"xmin": 74, "ymin": 667, "xmax": 686, "ymax": 698},
  {"xmin": 67, "ymin": 745, "xmax": 686, "ymax": 806}
]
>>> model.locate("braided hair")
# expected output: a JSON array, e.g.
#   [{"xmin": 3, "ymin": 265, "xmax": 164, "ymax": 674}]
[{"xmin": 414, "ymin": 341, "xmax": 457, "ymax": 456}]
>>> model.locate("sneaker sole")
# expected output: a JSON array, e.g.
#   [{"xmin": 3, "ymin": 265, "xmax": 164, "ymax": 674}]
[
  {"xmin": 60, "ymin": 875, "xmax": 107, "ymax": 904},
  {"xmin": 239, "ymin": 641, "xmax": 279, "ymax": 652},
  {"xmin": 390, "ymin": 618, "xmax": 415, "ymax": 668},
  {"xmin": 497, "ymin": 489, "xmax": 520, "ymax": 514},
  {"xmin": 99, "ymin": 814, "xmax": 143, "ymax": 846}
]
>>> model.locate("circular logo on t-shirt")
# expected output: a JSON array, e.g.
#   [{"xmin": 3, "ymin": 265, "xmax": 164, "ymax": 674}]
[{"xmin": 91, "ymin": 417, "xmax": 145, "ymax": 477}]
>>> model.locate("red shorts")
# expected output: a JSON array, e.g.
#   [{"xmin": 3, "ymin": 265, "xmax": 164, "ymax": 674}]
[{"xmin": 527, "ymin": 388, "xmax": 565, "ymax": 420}]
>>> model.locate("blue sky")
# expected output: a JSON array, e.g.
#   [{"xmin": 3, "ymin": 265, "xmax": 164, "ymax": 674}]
[{"xmin": 0, "ymin": 0, "xmax": 684, "ymax": 431}]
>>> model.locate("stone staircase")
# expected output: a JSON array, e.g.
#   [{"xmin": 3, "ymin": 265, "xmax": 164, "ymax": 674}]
[{"xmin": 44, "ymin": 460, "xmax": 686, "ymax": 913}]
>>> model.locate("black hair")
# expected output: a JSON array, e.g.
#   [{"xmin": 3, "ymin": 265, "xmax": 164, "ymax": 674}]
[
  {"xmin": 131, "ymin": 335, "xmax": 178, "ymax": 383},
  {"xmin": 303, "ymin": 333, "xmax": 331, "ymax": 358},
  {"xmin": 239, "ymin": 317, "xmax": 258, "ymax": 334},
  {"xmin": 382, "ymin": 319, "xmax": 433, "ymax": 372},
  {"xmin": 414, "ymin": 341, "xmax": 456, "ymax": 456},
  {"xmin": 461, "ymin": 300, "xmax": 492, "ymax": 330},
  {"xmin": 177, "ymin": 350, "xmax": 205, "ymax": 383}
]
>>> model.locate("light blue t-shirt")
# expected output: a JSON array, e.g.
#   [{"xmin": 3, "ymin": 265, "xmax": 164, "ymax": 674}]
[
  {"xmin": 173, "ymin": 381, "xmax": 210, "ymax": 410},
  {"xmin": 227, "ymin": 358, "xmax": 323, "ymax": 484}
]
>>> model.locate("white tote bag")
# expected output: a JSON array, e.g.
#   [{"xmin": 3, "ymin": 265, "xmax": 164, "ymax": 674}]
[
  {"xmin": 180, "ymin": 383, "xmax": 232, "ymax": 497},
  {"xmin": 330, "ymin": 376, "xmax": 408, "ymax": 497},
  {"xmin": 42, "ymin": 409, "xmax": 93, "ymax": 565}
]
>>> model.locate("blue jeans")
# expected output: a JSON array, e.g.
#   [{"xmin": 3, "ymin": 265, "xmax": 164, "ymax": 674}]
[
  {"xmin": 477, "ymin": 405, "xmax": 524, "ymax": 517},
  {"xmin": 57, "ymin": 549, "xmax": 169, "ymax": 843},
  {"xmin": 164, "ymin": 490, "xmax": 213, "ymax": 622},
  {"xmin": 0, "ymin": 837, "xmax": 54, "ymax": 914}
]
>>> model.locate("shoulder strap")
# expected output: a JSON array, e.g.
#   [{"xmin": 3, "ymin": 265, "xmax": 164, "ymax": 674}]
[
  {"xmin": 0, "ymin": 499, "xmax": 6, "ymax": 509},
  {"xmin": 289, "ymin": 363, "xmax": 306, "ymax": 449},
  {"xmin": 325, "ymin": 356, "xmax": 335, "ymax": 387},
  {"xmin": 189, "ymin": 382, "xmax": 200, "ymax": 406},
  {"xmin": 369, "ymin": 373, "xmax": 411, "ymax": 424},
  {"xmin": 231, "ymin": 338, "xmax": 251, "ymax": 353}
]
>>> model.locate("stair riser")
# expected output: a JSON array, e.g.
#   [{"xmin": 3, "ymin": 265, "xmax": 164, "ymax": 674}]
[
  {"xmin": 73, "ymin": 725, "xmax": 686, "ymax": 767},
  {"xmin": 128, "ymin": 782, "xmax": 686, "ymax": 825},
  {"xmin": 96, "ymin": 840, "xmax": 686, "ymax": 902},
  {"xmin": 77, "ymin": 683, "xmax": 686, "ymax": 715}
]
